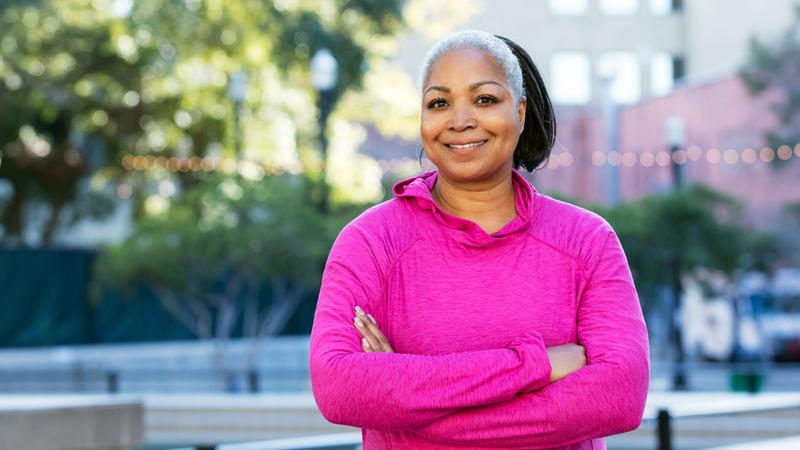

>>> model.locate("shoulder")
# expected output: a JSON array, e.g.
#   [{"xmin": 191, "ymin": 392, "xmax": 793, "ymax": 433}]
[
  {"xmin": 529, "ymin": 193, "xmax": 615, "ymax": 269},
  {"xmin": 330, "ymin": 198, "xmax": 420, "ymax": 266}
]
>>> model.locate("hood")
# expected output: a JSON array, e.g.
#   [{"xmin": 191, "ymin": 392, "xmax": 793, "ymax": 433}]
[{"xmin": 392, "ymin": 168, "xmax": 538, "ymax": 247}]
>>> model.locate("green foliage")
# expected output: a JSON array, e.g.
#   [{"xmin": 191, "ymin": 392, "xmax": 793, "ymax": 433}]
[
  {"xmin": 740, "ymin": 4, "xmax": 800, "ymax": 164},
  {"xmin": 786, "ymin": 200, "xmax": 800, "ymax": 223},
  {"xmin": 0, "ymin": 0, "xmax": 405, "ymax": 244},
  {"xmin": 97, "ymin": 173, "xmax": 361, "ymax": 338},
  {"xmin": 0, "ymin": 1, "xmax": 167, "ymax": 242},
  {"xmin": 574, "ymin": 185, "xmax": 764, "ymax": 306}
]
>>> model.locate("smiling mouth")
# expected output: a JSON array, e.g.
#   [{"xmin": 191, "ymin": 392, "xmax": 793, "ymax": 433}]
[{"xmin": 445, "ymin": 140, "xmax": 488, "ymax": 150}]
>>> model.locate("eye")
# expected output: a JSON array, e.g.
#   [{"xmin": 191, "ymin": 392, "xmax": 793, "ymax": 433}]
[
  {"xmin": 476, "ymin": 95, "xmax": 498, "ymax": 106},
  {"xmin": 427, "ymin": 98, "xmax": 448, "ymax": 109}
]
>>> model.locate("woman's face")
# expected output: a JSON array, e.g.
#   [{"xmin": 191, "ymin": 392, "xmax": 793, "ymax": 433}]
[{"xmin": 421, "ymin": 47, "xmax": 526, "ymax": 184}]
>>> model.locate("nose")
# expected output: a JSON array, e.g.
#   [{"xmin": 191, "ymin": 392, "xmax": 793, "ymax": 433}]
[{"xmin": 448, "ymin": 103, "xmax": 476, "ymax": 131}]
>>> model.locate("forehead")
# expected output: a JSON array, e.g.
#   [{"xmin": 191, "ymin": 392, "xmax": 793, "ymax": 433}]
[{"xmin": 425, "ymin": 47, "xmax": 508, "ymax": 87}]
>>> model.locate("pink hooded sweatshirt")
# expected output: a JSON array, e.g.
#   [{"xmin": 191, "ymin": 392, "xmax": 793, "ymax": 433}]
[{"xmin": 309, "ymin": 169, "xmax": 650, "ymax": 450}]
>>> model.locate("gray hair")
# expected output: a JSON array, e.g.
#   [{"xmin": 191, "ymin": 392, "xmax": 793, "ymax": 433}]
[{"xmin": 418, "ymin": 29, "xmax": 525, "ymax": 103}]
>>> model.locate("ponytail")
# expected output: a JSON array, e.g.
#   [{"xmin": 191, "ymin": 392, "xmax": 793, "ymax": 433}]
[{"xmin": 495, "ymin": 35, "xmax": 556, "ymax": 172}]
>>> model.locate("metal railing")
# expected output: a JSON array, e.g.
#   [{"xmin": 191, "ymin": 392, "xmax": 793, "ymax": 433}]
[
  {"xmin": 1, "ymin": 361, "xmax": 799, "ymax": 394},
  {"xmin": 647, "ymin": 395, "xmax": 800, "ymax": 450},
  {"xmin": 0, "ymin": 367, "xmax": 309, "ymax": 393},
  {"xmin": 171, "ymin": 394, "xmax": 800, "ymax": 450},
  {"xmin": 216, "ymin": 432, "xmax": 362, "ymax": 450},
  {"xmin": 701, "ymin": 435, "xmax": 800, "ymax": 450}
]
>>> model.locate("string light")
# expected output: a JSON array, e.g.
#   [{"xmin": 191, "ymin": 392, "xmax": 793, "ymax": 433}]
[
  {"xmin": 201, "ymin": 157, "xmax": 214, "ymax": 171},
  {"xmin": 622, "ymin": 152, "xmax": 637, "ymax": 167},
  {"xmin": 119, "ymin": 141, "xmax": 800, "ymax": 177},
  {"xmin": 190, "ymin": 156, "xmax": 202, "ymax": 171},
  {"xmin": 723, "ymin": 149, "xmax": 738, "ymax": 164},
  {"xmin": 640, "ymin": 152, "xmax": 655, "ymax": 167},
  {"xmin": 760, "ymin": 147, "xmax": 775, "ymax": 162},
  {"xmin": 121, "ymin": 154, "xmax": 134, "ymax": 169},
  {"xmin": 656, "ymin": 151, "xmax": 671, "ymax": 167},
  {"xmin": 742, "ymin": 148, "xmax": 757, "ymax": 164},
  {"xmin": 777, "ymin": 145, "xmax": 792, "ymax": 160},
  {"xmin": 592, "ymin": 151, "xmax": 607, "ymax": 167},
  {"xmin": 608, "ymin": 151, "xmax": 622, "ymax": 166},
  {"xmin": 672, "ymin": 149, "xmax": 688, "ymax": 165},
  {"xmin": 706, "ymin": 148, "xmax": 721, "ymax": 164}
]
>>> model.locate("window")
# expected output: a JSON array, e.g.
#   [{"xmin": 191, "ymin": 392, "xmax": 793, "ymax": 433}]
[
  {"xmin": 650, "ymin": 0, "xmax": 683, "ymax": 15},
  {"xmin": 597, "ymin": 52, "xmax": 640, "ymax": 104},
  {"xmin": 673, "ymin": 55, "xmax": 685, "ymax": 80},
  {"xmin": 650, "ymin": 52, "xmax": 673, "ymax": 96},
  {"xmin": 550, "ymin": 52, "xmax": 591, "ymax": 105},
  {"xmin": 652, "ymin": 53, "xmax": 685, "ymax": 96},
  {"xmin": 549, "ymin": 0, "xmax": 588, "ymax": 15},
  {"xmin": 600, "ymin": 0, "xmax": 638, "ymax": 15}
]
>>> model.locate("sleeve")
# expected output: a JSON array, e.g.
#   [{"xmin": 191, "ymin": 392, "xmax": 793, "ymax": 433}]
[
  {"xmin": 409, "ymin": 228, "xmax": 650, "ymax": 448},
  {"xmin": 308, "ymin": 221, "xmax": 553, "ymax": 431}
]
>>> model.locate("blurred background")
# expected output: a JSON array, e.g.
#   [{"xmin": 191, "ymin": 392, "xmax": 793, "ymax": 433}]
[{"xmin": 0, "ymin": 0, "xmax": 799, "ymax": 449}]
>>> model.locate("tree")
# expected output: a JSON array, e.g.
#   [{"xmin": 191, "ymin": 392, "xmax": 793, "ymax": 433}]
[
  {"xmin": 0, "ymin": 1, "xmax": 167, "ymax": 243},
  {"xmin": 786, "ymin": 201, "xmax": 800, "ymax": 223},
  {"xmin": 0, "ymin": 0, "xmax": 405, "ymax": 245},
  {"xmin": 96, "ymin": 172, "xmax": 360, "ymax": 374},
  {"xmin": 581, "ymin": 184, "xmax": 761, "ymax": 307},
  {"xmin": 740, "ymin": 4, "xmax": 800, "ymax": 164}
]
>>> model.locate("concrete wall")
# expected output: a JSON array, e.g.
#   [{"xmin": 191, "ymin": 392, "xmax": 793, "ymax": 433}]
[{"xmin": 684, "ymin": 0, "xmax": 798, "ymax": 81}]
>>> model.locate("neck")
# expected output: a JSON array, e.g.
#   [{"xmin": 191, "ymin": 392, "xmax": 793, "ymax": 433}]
[{"xmin": 432, "ymin": 170, "xmax": 518, "ymax": 234}]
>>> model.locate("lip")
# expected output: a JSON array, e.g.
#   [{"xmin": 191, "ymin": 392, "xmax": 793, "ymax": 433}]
[{"xmin": 443, "ymin": 139, "xmax": 488, "ymax": 151}]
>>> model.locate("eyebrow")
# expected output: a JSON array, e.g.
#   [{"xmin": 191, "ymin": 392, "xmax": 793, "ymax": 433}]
[{"xmin": 423, "ymin": 80, "xmax": 507, "ymax": 95}]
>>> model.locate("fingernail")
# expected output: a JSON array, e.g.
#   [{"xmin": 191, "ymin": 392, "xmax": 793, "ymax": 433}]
[
  {"xmin": 355, "ymin": 305, "xmax": 366, "ymax": 317},
  {"xmin": 367, "ymin": 313, "xmax": 377, "ymax": 324},
  {"xmin": 362, "ymin": 337, "xmax": 370, "ymax": 348},
  {"xmin": 354, "ymin": 317, "xmax": 365, "ymax": 328}
]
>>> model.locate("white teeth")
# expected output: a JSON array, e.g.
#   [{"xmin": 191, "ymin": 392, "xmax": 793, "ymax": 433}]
[{"xmin": 448, "ymin": 140, "xmax": 486, "ymax": 149}]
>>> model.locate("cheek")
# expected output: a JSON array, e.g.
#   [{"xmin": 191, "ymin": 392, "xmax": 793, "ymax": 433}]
[
  {"xmin": 485, "ymin": 112, "xmax": 521, "ymax": 143},
  {"xmin": 420, "ymin": 112, "xmax": 444, "ymax": 143}
]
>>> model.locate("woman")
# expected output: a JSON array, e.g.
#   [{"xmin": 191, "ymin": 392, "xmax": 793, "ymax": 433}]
[{"xmin": 309, "ymin": 30, "xmax": 649, "ymax": 450}]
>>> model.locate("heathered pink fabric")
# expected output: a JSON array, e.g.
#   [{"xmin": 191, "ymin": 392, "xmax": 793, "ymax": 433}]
[{"xmin": 309, "ymin": 168, "xmax": 650, "ymax": 450}]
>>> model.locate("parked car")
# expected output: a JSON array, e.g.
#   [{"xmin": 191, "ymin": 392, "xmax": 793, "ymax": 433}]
[{"xmin": 742, "ymin": 269, "xmax": 800, "ymax": 362}]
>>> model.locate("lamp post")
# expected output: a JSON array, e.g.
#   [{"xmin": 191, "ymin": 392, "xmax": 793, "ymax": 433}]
[
  {"xmin": 665, "ymin": 115, "xmax": 686, "ymax": 189},
  {"xmin": 664, "ymin": 115, "xmax": 687, "ymax": 391},
  {"xmin": 310, "ymin": 48, "xmax": 338, "ymax": 213},
  {"xmin": 599, "ymin": 69, "xmax": 620, "ymax": 206},
  {"xmin": 228, "ymin": 70, "xmax": 247, "ymax": 158}
]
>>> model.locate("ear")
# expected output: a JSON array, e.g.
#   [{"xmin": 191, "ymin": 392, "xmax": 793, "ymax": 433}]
[{"xmin": 518, "ymin": 97, "xmax": 527, "ymax": 134}]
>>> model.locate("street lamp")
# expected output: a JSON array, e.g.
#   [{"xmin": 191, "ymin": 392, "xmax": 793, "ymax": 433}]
[
  {"xmin": 228, "ymin": 70, "xmax": 247, "ymax": 158},
  {"xmin": 665, "ymin": 115, "xmax": 686, "ymax": 188},
  {"xmin": 664, "ymin": 114, "xmax": 687, "ymax": 391},
  {"xmin": 310, "ymin": 48, "xmax": 338, "ymax": 213},
  {"xmin": 599, "ymin": 67, "xmax": 620, "ymax": 206}
]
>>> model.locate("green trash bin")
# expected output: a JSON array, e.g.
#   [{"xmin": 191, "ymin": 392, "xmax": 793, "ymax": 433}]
[{"xmin": 730, "ymin": 367, "xmax": 763, "ymax": 392}]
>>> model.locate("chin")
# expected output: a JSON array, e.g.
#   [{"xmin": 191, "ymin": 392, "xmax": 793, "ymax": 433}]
[{"xmin": 436, "ymin": 160, "xmax": 496, "ymax": 183}]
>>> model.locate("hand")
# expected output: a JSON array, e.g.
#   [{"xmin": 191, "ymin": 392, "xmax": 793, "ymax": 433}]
[
  {"xmin": 353, "ymin": 305, "xmax": 394, "ymax": 353},
  {"xmin": 546, "ymin": 344, "xmax": 586, "ymax": 382}
]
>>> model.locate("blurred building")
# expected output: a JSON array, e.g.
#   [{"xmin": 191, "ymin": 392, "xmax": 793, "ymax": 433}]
[
  {"xmin": 535, "ymin": 75, "xmax": 800, "ymax": 227},
  {"xmin": 374, "ymin": 0, "xmax": 800, "ymax": 228},
  {"xmin": 394, "ymin": 0, "xmax": 798, "ymax": 106}
]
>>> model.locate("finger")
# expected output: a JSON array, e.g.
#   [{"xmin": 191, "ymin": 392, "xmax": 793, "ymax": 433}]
[
  {"xmin": 361, "ymin": 337, "xmax": 373, "ymax": 353},
  {"xmin": 354, "ymin": 316, "xmax": 382, "ymax": 352},
  {"xmin": 355, "ymin": 306, "xmax": 392, "ymax": 352},
  {"xmin": 361, "ymin": 314, "xmax": 393, "ymax": 352}
]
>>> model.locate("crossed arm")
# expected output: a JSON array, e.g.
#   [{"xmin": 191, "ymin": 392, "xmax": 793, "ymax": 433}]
[
  {"xmin": 407, "ymin": 230, "xmax": 650, "ymax": 447},
  {"xmin": 309, "ymin": 224, "xmax": 554, "ymax": 431},
  {"xmin": 309, "ymin": 224, "xmax": 649, "ymax": 446}
]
